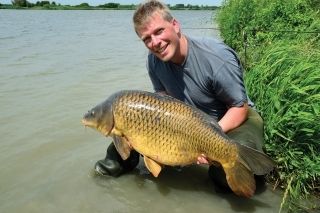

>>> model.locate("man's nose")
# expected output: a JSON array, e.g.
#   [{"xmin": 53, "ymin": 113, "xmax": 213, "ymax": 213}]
[{"xmin": 151, "ymin": 35, "xmax": 160, "ymax": 47}]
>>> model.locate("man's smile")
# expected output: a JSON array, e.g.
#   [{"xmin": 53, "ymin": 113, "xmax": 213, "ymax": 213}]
[{"xmin": 157, "ymin": 44, "xmax": 168, "ymax": 53}]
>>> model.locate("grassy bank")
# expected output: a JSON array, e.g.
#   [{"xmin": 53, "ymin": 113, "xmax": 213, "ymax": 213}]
[{"xmin": 217, "ymin": 0, "xmax": 320, "ymax": 211}]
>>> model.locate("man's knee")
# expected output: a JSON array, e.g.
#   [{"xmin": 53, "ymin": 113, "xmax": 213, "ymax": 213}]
[
  {"xmin": 227, "ymin": 107, "xmax": 265, "ymax": 153},
  {"xmin": 241, "ymin": 140, "xmax": 257, "ymax": 150}
]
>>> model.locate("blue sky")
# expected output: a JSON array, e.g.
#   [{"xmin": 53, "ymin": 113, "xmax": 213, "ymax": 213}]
[{"xmin": 2, "ymin": 0, "xmax": 222, "ymax": 6}]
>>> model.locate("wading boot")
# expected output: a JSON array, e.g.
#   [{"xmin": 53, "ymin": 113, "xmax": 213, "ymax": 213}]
[
  {"xmin": 95, "ymin": 142, "xmax": 140, "ymax": 177},
  {"xmin": 208, "ymin": 165, "xmax": 233, "ymax": 194}
]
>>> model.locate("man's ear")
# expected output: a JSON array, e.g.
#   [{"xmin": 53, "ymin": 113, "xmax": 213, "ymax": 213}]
[{"xmin": 172, "ymin": 19, "xmax": 180, "ymax": 33}]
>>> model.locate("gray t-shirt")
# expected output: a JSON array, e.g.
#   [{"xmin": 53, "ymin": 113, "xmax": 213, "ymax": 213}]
[{"xmin": 147, "ymin": 35, "xmax": 253, "ymax": 121}]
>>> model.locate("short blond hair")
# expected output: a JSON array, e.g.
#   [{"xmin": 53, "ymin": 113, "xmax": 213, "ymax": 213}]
[{"xmin": 133, "ymin": 0, "xmax": 173, "ymax": 33}]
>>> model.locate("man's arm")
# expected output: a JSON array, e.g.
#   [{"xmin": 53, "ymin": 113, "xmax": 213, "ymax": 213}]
[{"xmin": 218, "ymin": 103, "xmax": 248, "ymax": 133}]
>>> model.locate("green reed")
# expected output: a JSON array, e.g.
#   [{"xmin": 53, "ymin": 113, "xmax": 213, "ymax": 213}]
[
  {"xmin": 217, "ymin": 0, "xmax": 320, "ymax": 210},
  {"xmin": 245, "ymin": 41, "xmax": 320, "ymax": 211},
  {"xmin": 216, "ymin": 0, "xmax": 318, "ymax": 54}
]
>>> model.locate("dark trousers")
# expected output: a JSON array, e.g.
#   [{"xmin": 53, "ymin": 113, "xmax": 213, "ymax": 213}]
[{"xmin": 227, "ymin": 107, "xmax": 265, "ymax": 153}]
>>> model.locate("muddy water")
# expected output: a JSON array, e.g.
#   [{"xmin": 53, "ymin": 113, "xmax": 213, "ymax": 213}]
[{"xmin": 0, "ymin": 9, "xmax": 283, "ymax": 213}]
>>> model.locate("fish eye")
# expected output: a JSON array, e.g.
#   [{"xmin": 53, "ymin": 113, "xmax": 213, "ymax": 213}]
[{"xmin": 90, "ymin": 110, "xmax": 95, "ymax": 116}]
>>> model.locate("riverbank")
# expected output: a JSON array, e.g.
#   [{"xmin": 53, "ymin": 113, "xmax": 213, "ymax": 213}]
[{"xmin": 216, "ymin": 0, "xmax": 320, "ymax": 212}]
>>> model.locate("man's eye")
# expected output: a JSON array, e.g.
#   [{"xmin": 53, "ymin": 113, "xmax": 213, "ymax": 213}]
[
  {"xmin": 143, "ymin": 37, "xmax": 151, "ymax": 44},
  {"xmin": 156, "ymin": 28, "xmax": 164, "ymax": 35}
]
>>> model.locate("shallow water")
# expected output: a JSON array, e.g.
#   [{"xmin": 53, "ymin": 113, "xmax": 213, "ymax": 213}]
[{"xmin": 0, "ymin": 9, "xmax": 283, "ymax": 213}]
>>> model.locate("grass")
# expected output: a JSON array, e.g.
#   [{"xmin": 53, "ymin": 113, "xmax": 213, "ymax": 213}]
[
  {"xmin": 244, "ymin": 40, "xmax": 320, "ymax": 211},
  {"xmin": 216, "ymin": 0, "xmax": 320, "ymax": 211}
]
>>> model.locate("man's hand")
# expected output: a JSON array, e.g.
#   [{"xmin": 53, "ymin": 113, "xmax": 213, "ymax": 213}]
[
  {"xmin": 197, "ymin": 154, "xmax": 211, "ymax": 165},
  {"xmin": 197, "ymin": 154, "xmax": 221, "ymax": 167},
  {"xmin": 156, "ymin": 91, "xmax": 169, "ymax": 95}
]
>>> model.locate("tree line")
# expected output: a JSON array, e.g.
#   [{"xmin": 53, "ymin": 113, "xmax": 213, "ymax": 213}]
[
  {"xmin": 6, "ymin": 1, "xmax": 219, "ymax": 10},
  {"xmin": 8, "ymin": 0, "xmax": 58, "ymax": 7}
]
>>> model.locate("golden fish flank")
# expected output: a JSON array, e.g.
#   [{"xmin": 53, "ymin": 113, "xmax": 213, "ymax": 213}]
[{"xmin": 82, "ymin": 90, "xmax": 276, "ymax": 198}]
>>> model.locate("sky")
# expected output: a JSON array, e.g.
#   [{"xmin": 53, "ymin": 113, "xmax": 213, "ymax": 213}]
[{"xmin": 2, "ymin": 0, "xmax": 222, "ymax": 6}]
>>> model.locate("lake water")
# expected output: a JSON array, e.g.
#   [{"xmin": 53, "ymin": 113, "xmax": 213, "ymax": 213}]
[{"xmin": 0, "ymin": 9, "xmax": 283, "ymax": 213}]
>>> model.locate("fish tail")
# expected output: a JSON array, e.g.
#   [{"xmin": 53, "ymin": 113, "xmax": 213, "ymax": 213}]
[
  {"xmin": 236, "ymin": 144, "xmax": 276, "ymax": 175},
  {"xmin": 223, "ymin": 161, "xmax": 255, "ymax": 197},
  {"xmin": 222, "ymin": 143, "xmax": 276, "ymax": 197}
]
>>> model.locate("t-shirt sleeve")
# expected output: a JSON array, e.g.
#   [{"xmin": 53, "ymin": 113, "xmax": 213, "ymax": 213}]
[{"xmin": 213, "ymin": 53, "xmax": 247, "ymax": 107}]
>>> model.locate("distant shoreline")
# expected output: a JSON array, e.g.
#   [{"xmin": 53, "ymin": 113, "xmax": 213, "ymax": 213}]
[{"xmin": 0, "ymin": 3, "xmax": 220, "ymax": 10}]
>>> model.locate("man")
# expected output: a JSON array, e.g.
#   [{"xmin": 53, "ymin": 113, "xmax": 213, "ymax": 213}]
[{"xmin": 95, "ymin": 0, "xmax": 266, "ymax": 194}]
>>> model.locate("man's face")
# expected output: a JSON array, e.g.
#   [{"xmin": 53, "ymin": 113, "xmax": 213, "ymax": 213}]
[{"xmin": 137, "ymin": 13, "xmax": 180, "ymax": 62}]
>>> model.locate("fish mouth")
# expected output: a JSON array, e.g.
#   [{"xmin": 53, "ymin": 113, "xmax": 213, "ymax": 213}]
[
  {"xmin": 82, "ymin": 118, "xmax": 88, "ymax": 126},
  {"xmin": 82, "ymin": 118, "xmax": 113, "ymax": 137},
  {"xmin": 82, "ymin": 118, "xmax": 88, "ymax": 132}
]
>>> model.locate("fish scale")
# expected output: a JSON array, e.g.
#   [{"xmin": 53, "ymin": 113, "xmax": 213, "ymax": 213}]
[
  {"xmin": 117, "ymin": 91, "xmax": 234, "ymax": 162},
  {"xmin": 82, "ymin": 90, "xmax": 276, "ymax": 197},
  {"xmin": 114, "ymin": 92, "xmax": 207, "ymax": 163}
]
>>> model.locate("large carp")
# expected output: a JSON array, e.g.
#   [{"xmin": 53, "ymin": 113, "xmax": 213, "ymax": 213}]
[{"xmin": 82, "ymin": 90, "xmax": 276, "ymax": 197}]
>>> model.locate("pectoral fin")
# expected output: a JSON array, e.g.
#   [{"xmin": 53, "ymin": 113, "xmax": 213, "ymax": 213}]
[
  {"xmin": 144, "ymin": 156, "xmax": 162, "ymax": 177},
  {"xmin": 111, "ymin": 130, "xmax": 131, "ymax": 160}
]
